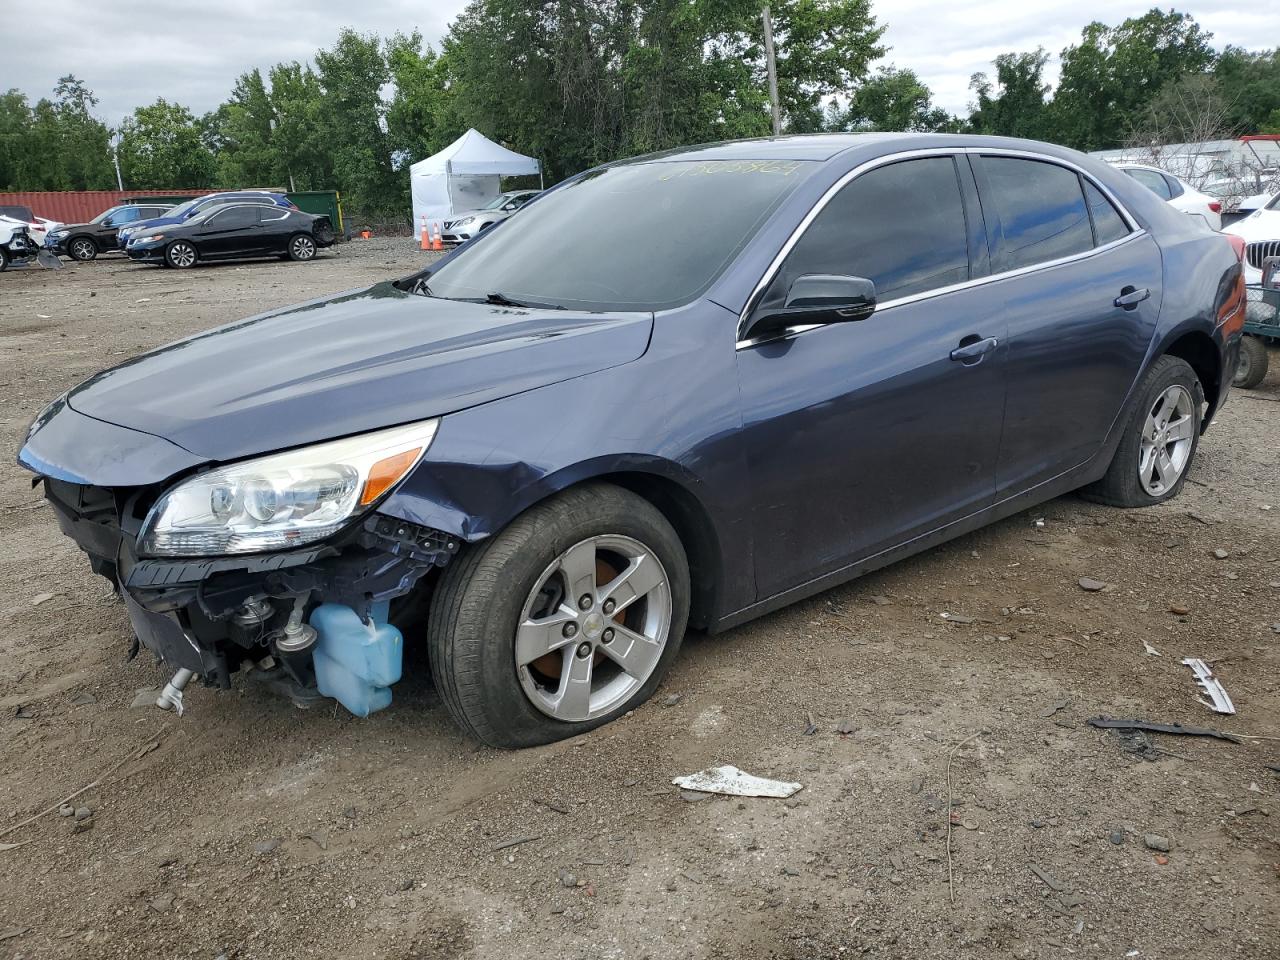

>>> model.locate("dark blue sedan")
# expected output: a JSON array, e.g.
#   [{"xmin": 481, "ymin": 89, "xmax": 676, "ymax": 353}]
[{"xmin": 18, "ymin": 134, "xmax": 1246, "ymax": 746}]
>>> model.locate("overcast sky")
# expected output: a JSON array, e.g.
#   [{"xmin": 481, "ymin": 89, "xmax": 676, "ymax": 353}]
[{"xmin": 5, "ymin": 1, "xmax": 1278, "ymax": 126}]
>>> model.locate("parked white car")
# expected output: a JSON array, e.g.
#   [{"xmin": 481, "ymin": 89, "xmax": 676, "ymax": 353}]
[
  {"xmin": 1225, "ymin": 193, "xmax": 1280, "ymax": 284},
  {"xmin": 0, "ymin": 207, "xmax": 62, "ymax": 245},
  {"xmin": 1115, "ymin": 163, "xmax": 1221, "ymax": 230}
]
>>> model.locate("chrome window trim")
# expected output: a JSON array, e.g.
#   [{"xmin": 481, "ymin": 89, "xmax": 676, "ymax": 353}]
[{"xmin": 736, "ymin": 146, "xmax": 1145, "ymax": 349}]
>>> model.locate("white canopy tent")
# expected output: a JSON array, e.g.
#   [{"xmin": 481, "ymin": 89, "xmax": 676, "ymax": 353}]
[{"xmin": 409, "ymin": 129, "xmax": 542, "ymax": 232}]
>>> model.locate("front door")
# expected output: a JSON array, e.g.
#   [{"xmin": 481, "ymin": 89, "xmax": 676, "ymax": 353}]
[{"xmin": 736, "ymin": 155, "xmax": 1009, "ymax": 599}]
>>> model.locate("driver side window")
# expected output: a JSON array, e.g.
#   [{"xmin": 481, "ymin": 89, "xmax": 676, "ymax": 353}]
[{"xmin": 759, "ymin": 156, "xmax": 971, "ymax": 314}]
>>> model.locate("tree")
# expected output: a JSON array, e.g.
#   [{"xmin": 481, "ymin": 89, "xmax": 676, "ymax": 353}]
[
  {"xmin": 1052, "ymin": 9, "xmax": 1215, "ymax": 150},
  {"xmin": 967, "ymin": 50, "xmax": 1051, "ymax": 140},
  {"xmin": 50, "ymin": 75, "xmax": 115, "ymax": 189},
  {"xmin": 314, "ymin": 28, "xmax": 400, "ymax": 217},
  {"xmin": 118, "ymin": 99, "xmax": 215, "ymax": 189},
  {"xmin": 267, "ymin": 62, "xmax": 331, "ymax": 192},
  {"xmin": 385, "ymin": 33, "xmax": 460, "ymax": 164},
  {"xmin": 206, "ymin": 69, "xmax": 279, "ymax": 188},
  {"xmin": 1123, "ymin": 74, "xmax": 1236, "ymax": 184},
  {"xmin": 833, "ymin": 66, "xmax": 957, "ymax": 132},
  {"xmin": 1214, "ymin": 46, "xmax": 1280, "ymax": 136}
]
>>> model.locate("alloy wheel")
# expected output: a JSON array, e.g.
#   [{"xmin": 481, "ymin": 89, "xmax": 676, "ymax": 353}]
[
  {"xmin": 291, "ymin": 236, "xmax": 316, "ymax": 260},
  {"xmin": 1137, "ymin": 384, "xmax": 1195, "ymax": 496},
  {"xmin": 515, "ymin": 534, "xmax": 671, "ymax": 723},
  {"xmin": 70, "ymin": 238, "xmax": 95, "ymax": 261},
  {"xmin": 167, "ymin": 242, "xmax": 196, "ymax": 269}
]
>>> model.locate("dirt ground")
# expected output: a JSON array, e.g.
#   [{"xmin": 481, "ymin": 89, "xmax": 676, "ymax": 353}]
[{"xmin": 1, "ymin": 242, "xmax": 1279, "ymax": 960}]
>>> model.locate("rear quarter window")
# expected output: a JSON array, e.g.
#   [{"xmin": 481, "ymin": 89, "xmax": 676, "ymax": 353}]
[{"xmin": 1084, "ymin": 182, "xmax": 1130, "ymax": 246}]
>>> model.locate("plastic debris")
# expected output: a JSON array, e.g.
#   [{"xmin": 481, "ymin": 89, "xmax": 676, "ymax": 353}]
[
  {"xmin": 672, "ymin": 765, "xmax": 802, "ymax": 799},
  {"xmin": 1142, "ymin": 641, "xmax": 1161, "ymax": 657},
  {"xmin": 1181, "ymin": 658, "xmax": 1235, "ymax": 714},
  {"xmin": 1087, "ymin": 717, "xmax": 1241, "ymax": 744}
]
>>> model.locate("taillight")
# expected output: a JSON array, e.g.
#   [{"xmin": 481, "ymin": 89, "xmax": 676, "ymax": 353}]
[
  {"xmin": 1208, "ymin": 202, "xmax": 1222, "ymax": 214},
  {"xmin": 1225, "ymin": 233, "xmax": 1246, "ymax": 261},
  {"xmin": 1217, "ymin": 266, "xmax": 1246, "ymax": 336}
]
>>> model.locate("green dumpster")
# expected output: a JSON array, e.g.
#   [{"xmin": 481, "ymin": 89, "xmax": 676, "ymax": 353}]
[{"xmin": 287, "ymin": 191, "xmax": 344, "ymax": 239}]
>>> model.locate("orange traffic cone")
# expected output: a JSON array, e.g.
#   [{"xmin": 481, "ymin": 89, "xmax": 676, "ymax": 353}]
[
  {"xmin": 419, "ymin": 216, "xmax": 430, "ymax": 251},
  {"xmin": 432, "ymin": 224, "xmax": 444, "ymax": 252}
]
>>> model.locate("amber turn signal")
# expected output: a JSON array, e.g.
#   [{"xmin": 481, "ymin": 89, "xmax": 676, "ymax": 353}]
[{"xmin": 359, "ymin": 448, "xmax": 422, "ymax": 505}]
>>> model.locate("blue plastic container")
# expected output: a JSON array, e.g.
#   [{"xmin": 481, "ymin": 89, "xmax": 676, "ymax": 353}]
[{"xmin": 310, "ymin": 601, "xmax": 403, "ymax": 717}]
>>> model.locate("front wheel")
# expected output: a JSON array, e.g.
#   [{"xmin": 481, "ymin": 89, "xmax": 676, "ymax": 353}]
[
  {"xmin": 0, "ymin": 247, "xmax": 8, "ymax": 272},
  {"xmin": 427, "ymin": 483, "xmax": 690, "ymax": 748},
  {"xmin": 288, "ymin": 233, "xmax": 316, "ymax": 261},
  {"xmin": 68, "ymin": 237, "xmax": 97, "ymax": 261},
  {"xmin": 1081, "ymin": 355, "xmax": 1203, "ymax": 507},
  {"xmin": 1234, "ymin": 336, "xmax": 1269, "ymax": 390},
  {"xmin": 165, "ymin": 240, "xmax": 197, "ymax": 269}
]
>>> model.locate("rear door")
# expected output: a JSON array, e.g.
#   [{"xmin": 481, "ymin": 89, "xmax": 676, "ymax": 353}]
[
  {"xmin": 973, "ymin": 154, "xmax": 1163, "ymax": 497},
  {"xmin": 736, "ymin": 154, "xmax": 1008, "ymax": 598}
]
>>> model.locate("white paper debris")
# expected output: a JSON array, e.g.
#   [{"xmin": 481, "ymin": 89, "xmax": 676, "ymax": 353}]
[
  {"xmin": 1182, "ymin": 658, "xmax": 1235, "ymax": 714},
  {"xmin": 1142, "ymin": 641, "xmax": 1161, "ymax": 657},
  {"xmin": 671, "ymin": 765, "xmax": 802, "ymax": 799}
]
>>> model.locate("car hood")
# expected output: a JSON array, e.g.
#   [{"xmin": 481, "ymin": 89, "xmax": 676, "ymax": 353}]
[
  {"xmin": 65, "ymin": 281, "xmax": 653, "ymax": 464},
  {"xmin": 122, "ymin": 217, "xmax": 181, "ymax": 232}
]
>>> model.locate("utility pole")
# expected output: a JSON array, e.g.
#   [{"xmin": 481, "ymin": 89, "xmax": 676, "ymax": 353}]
[
  {"xmin": 111, "ymin": 133, "xmax": 124, "ymax": 191},
  {"xmin": 761, "ymin": 5, "xmax": 782, "ymax": 136}
]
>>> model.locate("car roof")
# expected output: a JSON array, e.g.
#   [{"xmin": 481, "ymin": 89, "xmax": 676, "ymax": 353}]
[{"xmin": 623, "ymin": 132, "xmax": 911, "ymax": 164}]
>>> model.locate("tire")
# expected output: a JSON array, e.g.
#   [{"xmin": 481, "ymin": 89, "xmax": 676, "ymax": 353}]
[
  {"xmin": 1081, "ymin": 355, "xmax": 1203, "ymax": 508},
  {"xmin": 67, "ymin": 236, "xmax": 97, "ymax": 262},
  {"xmin": 427, "ymin": 483, "xmax": 690, "ymax": 748},
  {"xmin": 1233, "ymin": 336, "xmax": 1269, "ymax": 390},
  {"xmin": 287, "ymin": 233, "xmax": 317, "ymax": 262},
  {"xmin": 164, "ymin": 241, "xmax": 197, "ymax": 269},
  {"xmin": 0, "ymin": 247, "xmax": 8, "ymax": 272}
]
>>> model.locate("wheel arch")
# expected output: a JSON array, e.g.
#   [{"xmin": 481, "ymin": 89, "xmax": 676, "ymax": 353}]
[
  {"xmin": 383, "ymin": 455, "xmax": 726, "ymax": 631},
  {"xmin": 1161, "ymin": 329, "xmax": 1222, "ymax": 423}
]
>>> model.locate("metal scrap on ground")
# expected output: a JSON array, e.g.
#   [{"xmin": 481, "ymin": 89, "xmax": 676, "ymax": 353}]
[
  {"xmin": 671, "ymin": 765, "xmax": 802, "ymax": 799},
  {"xmin": 1181, "ymin": 658, "xmax": 1236, "ymax": 714},
  {"xmin": 1087, "ymin": 717, "xmax": 1242, "ymax": 743}
]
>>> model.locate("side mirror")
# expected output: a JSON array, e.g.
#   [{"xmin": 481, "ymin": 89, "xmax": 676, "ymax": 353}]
[{"xmin": 744, "ymin": 274, "xmax": 877, "ymax": 341}]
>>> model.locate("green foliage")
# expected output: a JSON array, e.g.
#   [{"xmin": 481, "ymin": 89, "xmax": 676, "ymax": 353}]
[
  {"xmin": 0, "ymin": 76, "xmax": 115, "ymax": 190},
  {"xmin": 832, "ymin": 66, "xmax": 958, "ymax": 133},
  {"xmin": 118, "ymin": 99, "xmax": 215, "ymax": 189},
  {"xmin": 1214, "ymin": 46, "xmax": 1280, "ymax": 136},
  {"xmin": 967, "ymin": 50, "xmax": 1051, "ymax": 140},
  {"xmin": 1051, "ymin": 9, "xmax": 1215, "ymax": 150}
]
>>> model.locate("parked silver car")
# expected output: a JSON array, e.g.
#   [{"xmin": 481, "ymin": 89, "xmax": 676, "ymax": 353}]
[{"xmin": 441, "ymin": 190, "xmax": 540, "ymax": 243}]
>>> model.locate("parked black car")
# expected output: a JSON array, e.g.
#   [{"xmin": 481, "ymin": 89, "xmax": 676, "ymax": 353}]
[
  {"xmin": 124, "ymin": 203, "xmax": 335, "ymax": 268},
  {"xmin": 19, "ymin": 133, "xmax": 1245, "ymax": 747},
  {"xmin": 44, "ymin": 204, "xmax": 174, "ymax": 261}
]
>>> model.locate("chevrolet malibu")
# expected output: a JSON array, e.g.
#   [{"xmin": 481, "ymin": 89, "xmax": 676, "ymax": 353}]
[{"xmin": 18, "ymin": 134, "xmax": 1246, "ymax": 747}]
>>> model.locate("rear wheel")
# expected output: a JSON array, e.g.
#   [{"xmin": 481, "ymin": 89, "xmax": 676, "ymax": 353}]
[
  {"xmin": 427, "ymin": 483, "xmax": 690, "ymax": 748},
  {"xmin": 1082, "ymin": 355, "xmax": 1202, "ymax": 507},
  {"xmin": 288, "ymin": 233, "xmax": 316, "ymax": 262},
  {"xmin": 1234, "ymin": 335, "xmax": 1269, "ymax": 389},
  {"xmin": 0, "ymin": 247, "xmax": 8, "ymax": 272},
  {"xmin": 164, "ymin": 240, "xmax": 197, "ymax": 269},
  {"xmin": 68, "ymin": 237, "xmax": 97, "ymax": 261}
]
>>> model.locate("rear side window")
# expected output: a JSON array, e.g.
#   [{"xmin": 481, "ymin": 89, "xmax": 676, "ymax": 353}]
[
  {"xmin": 980, "ymin": 157, "xmax": 1093, "ymax": 271},
  {"xmin": 1125, "ymin": 168, "xmax": 1173, "ymax": 200},
  {"xmin": 1084, "ymin": 183, "xmax": 1129, "ymax": 246},
  {"xmin": 206, "ymin": 207, "xmax": 258, "ymax": 229},
  {"xmin": 762, "ymin": 156, "xmax": 970, "ymax": 306},
  {"xmin": 1163, "ymin": 174, "xmax": 1185, "ymax": 199}
]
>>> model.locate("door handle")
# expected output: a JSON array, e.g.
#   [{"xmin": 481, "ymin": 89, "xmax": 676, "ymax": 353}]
[
  {"xmin": 950, "ymin": 335, "xmax": 999, "ymax": 364},
  {"xmin": 1114, "ymin": 286, "xmax": 1150, "ymax": 309}
]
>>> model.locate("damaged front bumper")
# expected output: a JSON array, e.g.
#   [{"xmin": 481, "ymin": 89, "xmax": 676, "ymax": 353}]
[{"xmin": 40, "ymin": 475, "xmax": 459, "ymax": 716}]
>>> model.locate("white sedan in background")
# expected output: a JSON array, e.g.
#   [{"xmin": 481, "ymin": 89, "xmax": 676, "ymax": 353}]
[
  {"xmin": 1116, "ymin": 163, "xmax": 1222, "ymax": 230},
  {"xmin": 1225, "ymin": 193, "xmax": 1280, "ymax": 284}
]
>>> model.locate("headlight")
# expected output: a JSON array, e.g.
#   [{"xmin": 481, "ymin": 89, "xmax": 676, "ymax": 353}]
[
  {"xmin": 48, "ymin": 229, "xmax": 68, "ymax": 239},
  {"xmin": 452, "ymin": 217, "xmax": 475, "ymax": 228},
  {"xmin": 131, "ymin": 234, "xmax": 163, "ymax": 244},
  {"xmin": 138, "ymin": 418, "xmax": 439, "ymax": 557}
]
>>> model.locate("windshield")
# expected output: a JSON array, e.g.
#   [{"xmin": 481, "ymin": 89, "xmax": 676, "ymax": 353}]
[
  {"xmin": 91, "ymin": 206, "xmax": 125, "ymax": 224},
  {"xmin": 424, "ymin": 159, "xmax": 815, "ymax": 311},
  {"xmin": 164, "ymin": 199, "xmax": 202, "ymax": 218},
  {"xmin": 481, "ymin": 193, "xmax": 517, "ymax": 210}
]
